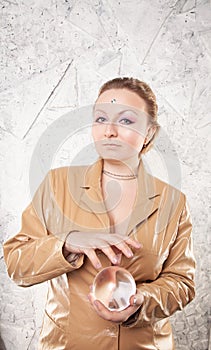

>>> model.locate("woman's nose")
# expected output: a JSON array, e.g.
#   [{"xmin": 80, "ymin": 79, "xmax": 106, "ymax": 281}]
[{"xmin": 104, "ymin": 123, "xmax": 118, "ymax": 137}]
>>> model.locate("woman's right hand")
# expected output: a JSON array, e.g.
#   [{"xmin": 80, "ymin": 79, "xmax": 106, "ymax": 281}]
[{"xmin": 64, "ymin": 231, "xmax": 142, "ymax": 269}]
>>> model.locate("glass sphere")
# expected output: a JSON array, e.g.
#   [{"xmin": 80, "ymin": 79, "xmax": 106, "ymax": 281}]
[{"xmin": 93, "ymin": 266, "xmax": 136, "ymax": 311}]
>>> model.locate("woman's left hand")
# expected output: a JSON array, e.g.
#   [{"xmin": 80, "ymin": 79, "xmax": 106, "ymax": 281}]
[{"xmin": 87, "ymin": 291, "xmax": 144, "ymax": 323}]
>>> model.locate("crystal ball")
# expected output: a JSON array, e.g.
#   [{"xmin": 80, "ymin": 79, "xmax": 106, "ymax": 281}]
[{"xmin": 93, "ymin": 266, "xmax": 136, "ymax": 311}]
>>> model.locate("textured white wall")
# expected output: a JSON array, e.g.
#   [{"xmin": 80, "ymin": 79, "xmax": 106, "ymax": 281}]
[{"xmin": 0, "ymin": 0, "xmax": 210, "ymax": 349}]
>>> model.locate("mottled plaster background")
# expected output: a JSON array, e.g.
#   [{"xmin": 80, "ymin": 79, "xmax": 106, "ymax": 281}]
[{"xmin": 0, "ymin": 0, "xmax": 211, "ymax": 349}]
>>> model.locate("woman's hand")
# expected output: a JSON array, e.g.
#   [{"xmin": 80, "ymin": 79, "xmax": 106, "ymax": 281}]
[
  {"xmin": 64, "ymin": 231, "xmax": 142, "ymax": 269},
  {"xmin": 87, "ymin": 291, "xmax": 144, "ymax": 324}
]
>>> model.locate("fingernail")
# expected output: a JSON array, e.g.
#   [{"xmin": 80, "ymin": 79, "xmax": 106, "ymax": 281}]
[
  {"xmin": 116, "ymin": 254, "xmax": 122, "ymax": 264},
  {"xmin": 112, "ymin": 256, "xmax": 118, "ymax": 264},
  {"xmin": 133, "ymin": 297, "xmax": 137, "ymax": 305},
  {"xmin": 96, "ymin": 262, "xmax": 102, "ymax": 269},
  {"xmin": 127, "ymin": 251, "xmax": 133, "ymax": 257},
  {"xmin": 94, "ymin": 300, "xmax": 100, "ymax": 310}
]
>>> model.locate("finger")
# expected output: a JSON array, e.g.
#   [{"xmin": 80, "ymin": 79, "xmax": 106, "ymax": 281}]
[
  {"xmin": 123, "ymin": 236, "xmax": 142, "ymax": 249},
  {"xmin": 93, "ymin": 300, "xmax": 115, "ymax": 321},
  {"xmin": 84, "ymin": 249, "xmax": 102, "ymax": 269},
  {"xmin": 88, "ymin": 293, "xmax": 108, "ymax": 316},
  {"xmin": 101, "ymin": 245, "xmax": 121, "ymax": 265},
  {"xmin": 94, "ymin": 299, "xmax": 103, "ymax": 311},
  {"xmin": 89, "ymin": 296, "xmax": 107, "ymax": 313},
  {"xmin": 114, "ymin": 252, "xmax": 122, "ymax": 265},
  {"xmin": 107, "ymin": 235, "xmax": 142, "ymax": 257},
  {"xmin": 94, "ymin": 302, "xmax": 136, "ymax": 323},
  {"xmin": 89, "ymin": 296, "xmax": 139, "ymax": 323},
  {"xmin": 87, "ymin": 292, "xmax": 95, "ymax": 304},
  {"xmin": 101, "ymin": 235, "xmax": 133, "ymax": 258},
  {"xmin": 114, "ymin": 240, "xmax": 134, "ymax": 258}
]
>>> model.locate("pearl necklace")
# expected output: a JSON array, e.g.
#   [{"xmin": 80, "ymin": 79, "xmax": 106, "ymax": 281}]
[{"xmin": 102, "ymin": 169, "xmax": 137, "ymax": 180}]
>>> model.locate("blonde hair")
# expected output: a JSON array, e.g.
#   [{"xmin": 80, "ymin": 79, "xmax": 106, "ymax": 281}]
[{"xmin": 97, "ymin": 77, "xmax": 160, "ymax": 154}]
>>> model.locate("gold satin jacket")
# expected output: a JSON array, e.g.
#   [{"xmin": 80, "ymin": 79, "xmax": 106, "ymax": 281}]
[{"xmin": 3, "ymin": 158, "xmax": 195, "ymax": 350}]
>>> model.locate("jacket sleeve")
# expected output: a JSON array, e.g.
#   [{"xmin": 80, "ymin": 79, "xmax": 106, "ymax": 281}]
[
  {"xmin": 3, "ymin": 171, "xmax": 84, "ymax": 287},
  {"xmin": 123, "ymin": 197, "xmax": 196, "ymax": 327}
]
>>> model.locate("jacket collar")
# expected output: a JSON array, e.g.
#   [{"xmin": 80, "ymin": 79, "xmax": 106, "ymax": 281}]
[{"xmin": 79, "ymin": 158, "xmax": 161, "ymax": 234}]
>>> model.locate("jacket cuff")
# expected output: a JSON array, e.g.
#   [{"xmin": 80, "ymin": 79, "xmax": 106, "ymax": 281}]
[
  {"xmin": 121, "ymin": 305, "xmax": 143, "ymax": 328},
  {"xmin": 59, "ymin": 231, "xmax": 84, "ymax": 270},
  {"xmin": 65, "ymin": 252, "xmax": 84, "ymax": 266}
]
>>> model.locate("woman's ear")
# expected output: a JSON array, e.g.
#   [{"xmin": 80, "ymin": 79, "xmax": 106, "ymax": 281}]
[{"xmin": 144, "ymin": 125, "xmax": 157, "ymax": 145}]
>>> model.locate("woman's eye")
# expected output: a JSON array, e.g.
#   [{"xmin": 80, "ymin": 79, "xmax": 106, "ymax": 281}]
[
  {"xmin": 119, "ymin": 118, "xmax": 133, "ymax": 125},
  {"xmin": 95, "ymin": 116, "xmax": 107, "ymax": 123}
]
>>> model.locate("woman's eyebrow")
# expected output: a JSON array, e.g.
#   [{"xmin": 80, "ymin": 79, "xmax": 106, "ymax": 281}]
[
  {"xmin": 117, "ymin": 109, "xmax": 139, "ymax": 116},
  {"xmin": 94, "ymin": 109, "xmax": 108, "ymax": 114},
  {"xmin": 94, "ymin": 109, "xmax": 139, "ymax": 116}
]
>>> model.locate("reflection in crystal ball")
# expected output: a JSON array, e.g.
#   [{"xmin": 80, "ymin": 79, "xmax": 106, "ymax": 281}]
[{"xmin": 93, "ymin": 266, "xmax": 136, "ymax": 311}]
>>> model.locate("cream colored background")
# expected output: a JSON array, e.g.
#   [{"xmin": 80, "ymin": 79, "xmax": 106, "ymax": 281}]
[{"xmin": 0, "ymin": 0, "xmax": 210, "ymax": 349}]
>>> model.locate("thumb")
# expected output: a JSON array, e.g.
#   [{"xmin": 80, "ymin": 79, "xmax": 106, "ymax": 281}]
[{"xmin": 130, "ymin": 293, "xmax": 144, "ymax": 306}]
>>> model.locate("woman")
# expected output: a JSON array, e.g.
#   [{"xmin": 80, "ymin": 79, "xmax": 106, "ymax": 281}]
[{"xmin": 3, "ymin": 77, "xmax": 195, "ymax": 350}]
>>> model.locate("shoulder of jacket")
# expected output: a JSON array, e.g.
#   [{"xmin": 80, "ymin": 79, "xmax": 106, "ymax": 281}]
[
  {"xmin": 48, "ymin": 164, "xmax": 89, "ymax": 187},
  {"xmin": 50, "ymin": 164, "xmax": 89, "ymax": 176}
]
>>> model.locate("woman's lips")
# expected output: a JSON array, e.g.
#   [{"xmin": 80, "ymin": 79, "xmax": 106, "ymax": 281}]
[{"xmin": 103, "ymin": 143, "xmax": 121, "ymax": 147}]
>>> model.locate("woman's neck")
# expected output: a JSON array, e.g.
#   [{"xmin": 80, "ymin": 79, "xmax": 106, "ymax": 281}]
[{"xmin": 102, "ymin": 157, "xmax": 140, "ymax": 176}]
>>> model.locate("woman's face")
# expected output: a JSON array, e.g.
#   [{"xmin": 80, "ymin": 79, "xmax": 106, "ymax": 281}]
[{"xmin": 92, "ymin": 88, "xmax": 151, "ymax": 162}]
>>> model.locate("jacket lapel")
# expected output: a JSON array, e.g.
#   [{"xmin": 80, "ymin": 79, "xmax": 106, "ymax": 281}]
[
  {"xmin": 126, "ymin": 160, "xmax": 161, "ymax": 235},
  {"xmin": 79, "ymin": 159, "xmax": 110, "ymax": 230}
]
